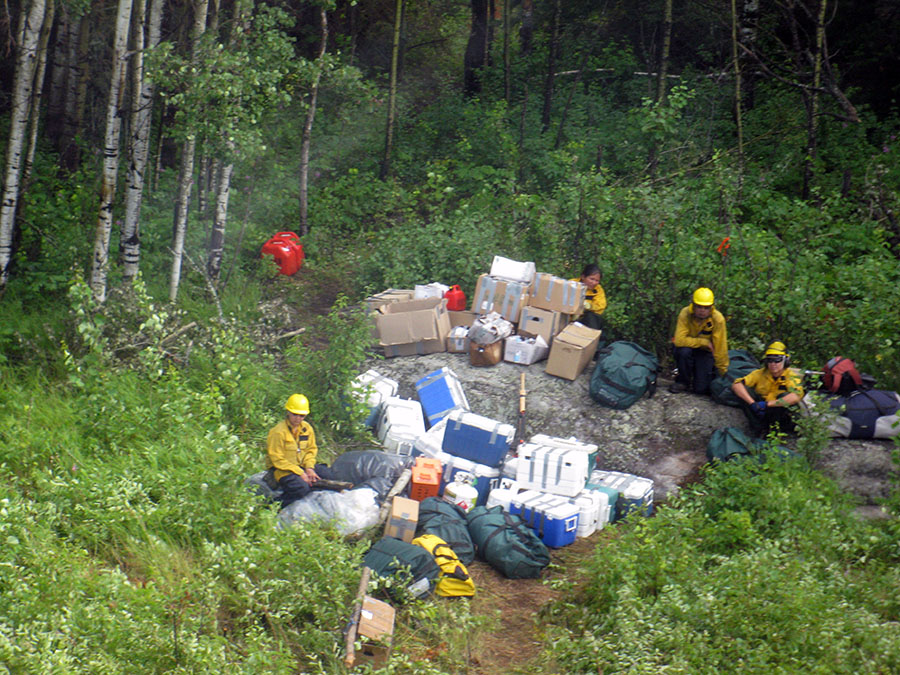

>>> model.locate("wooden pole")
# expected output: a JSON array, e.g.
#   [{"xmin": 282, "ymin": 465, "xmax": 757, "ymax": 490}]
[{"xmin": 343, "ymin": 565, "xmax": 373, "ymax": 668}]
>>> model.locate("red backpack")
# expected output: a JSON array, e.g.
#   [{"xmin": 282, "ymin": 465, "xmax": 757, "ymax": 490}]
[{"xmin": 823, "ymin": 356, "xmax": 863, "ymax": 395}]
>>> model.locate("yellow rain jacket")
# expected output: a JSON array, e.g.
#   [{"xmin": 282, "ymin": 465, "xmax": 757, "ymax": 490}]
[
  {"xmin": 673, "ymin": 304, "xmax": 729, "ymax": 375},
  {"xmin": 570, "ymin": 277, "xmax": 607, "ymax": 314},
  {"xmin": 266, "ymin": 419, "xmax": 318, "ymax": 481},
  {"xmin": 734, "ymin": 366, "xmax": 805, "ymax": 402}
]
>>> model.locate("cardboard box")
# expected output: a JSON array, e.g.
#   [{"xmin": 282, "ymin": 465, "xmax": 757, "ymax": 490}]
[
  {"xmin": 471, "ymin": 274, "xmax": 530, "ymax": 324},
  {"xmin": 469, "ymin": 340, "xmax": 503, "ymax": 367},
  {"xmin": 384, "ymin": 496, "xmax": 419, "ymax": 542},
  {"xmin": 365, "ymin": 288, "xmax": 415, "ymax": 312},
  {"xmin": 503, "ymin": 334, "xmax": 549, "ymax": 365},
  {"xmin": 529, "ymin": 274, "xmax": 586, "ymax": 314},
  {"xmin": 375, "ymin": 297, "xmax": 451, "ymax": 357},
  {"xmin": 447, "ymin": 326, "xmax": 469, "ymax": 354},
  {"xmin": 518, "ymin": 306, "xmax": 568, "ymax": 345},
  {"xmin": 545, "ymin": 323, "xmax": 602, "ymax": 380},
  {"xmin": 490, "ymin": 255, "xmax": 536, "ymax": 284},
  {"xmin": 356, "ymin": 595, "xmax": 396, "ymax": 668}
]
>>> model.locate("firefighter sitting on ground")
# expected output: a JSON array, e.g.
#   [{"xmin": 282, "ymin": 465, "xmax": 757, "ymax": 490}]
[
  {"xmin": 670, "ymin": 287, "xmax": 729, "ymax": 395},
  {"xmin": 731, "ymin": 341, "xmax": 804, "ymax": 435},
  {"xmin": 265, "ymin": 394, "xmax": 332, "ymax": 508},
  {"xmin": 572, "ymin": 263, "xmax": 607, "ymax": 333}
]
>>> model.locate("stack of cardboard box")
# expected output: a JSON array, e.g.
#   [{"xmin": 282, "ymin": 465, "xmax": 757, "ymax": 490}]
[{"xmin": 366, "ymin": 255, "xmax": 603, "ymax": 380}]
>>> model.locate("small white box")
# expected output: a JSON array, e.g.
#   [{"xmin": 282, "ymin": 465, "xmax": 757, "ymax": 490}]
[
  {"xmin": 414, "ymin": 282, "xmax": 450, "ymax": 299},
  {"xmin": 516, "ymin": 443, "xmax": 591, "ymax": 497},
  {"xmin": 490, "ymin": 256, "xmax": 536, "ymax": 284},
  {"xmin": 504, "ymin": 334, "xmax": 549, "ymax": 365},
  {"xmin": 413, "ymin": 418, "xmax": 446, "ymax": 458}
]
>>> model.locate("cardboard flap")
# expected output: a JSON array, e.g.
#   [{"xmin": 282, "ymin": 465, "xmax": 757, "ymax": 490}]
[{"xmin": 556, "ymin": 323, "xmax": 602, "ymax": 348}]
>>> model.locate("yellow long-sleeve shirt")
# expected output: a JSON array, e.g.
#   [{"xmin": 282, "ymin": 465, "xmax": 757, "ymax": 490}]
[
  {"xmin": 266, "ymin": 419, "xmax": 318, "ymax": 481},
  {"xmin": 570, "ymin": 278, "xmax": 607, "ymax": 315},
  {"xmin": 734, "ymin": 366, "xmax": 805, "ymax": 402},
  {"xmin": 673, "ymin": 305, "xmax": 729, "ymax": 375}
]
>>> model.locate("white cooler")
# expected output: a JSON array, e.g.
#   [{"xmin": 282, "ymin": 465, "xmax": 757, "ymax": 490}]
[
  {"xmin": 351, "ymin": 370, "xmax": 399, "ymax": 429},
  {"xmin": 490, "ymin": 255, "xmax": 536, "ymax": 284},
  {"xmin": 376, "ymin": 396, "xmax": 426, "ymax": 443},
  {"xmin": 516, "ymin": 443, "xmax": 591, "ymax": 497}
]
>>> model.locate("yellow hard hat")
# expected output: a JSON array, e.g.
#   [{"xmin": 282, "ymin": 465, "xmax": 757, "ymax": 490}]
[
  {"xmin": 692, "ymin": 287, "xmax": 715, "ymax": 306},
  {"xmin": 285, "ymin": 393, "xmax": 310, "ymax": 415},
  {"xmin": 764, "ymin": 341, "xmax": 788, "ymax": 358}
]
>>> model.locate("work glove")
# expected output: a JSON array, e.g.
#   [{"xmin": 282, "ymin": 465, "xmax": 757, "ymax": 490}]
[
  {"xmin": 583, "ymin": 299, "xmax": 592, "ymax": 310},
  {"xmin": 750, "ymin": 401, "xmax": 767, "ymax": 418}
]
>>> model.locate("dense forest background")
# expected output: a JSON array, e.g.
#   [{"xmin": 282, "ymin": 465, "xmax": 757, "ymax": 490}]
[{"xmin": 2, "ymin": 0, "xmax": 900, "ymax": 672}]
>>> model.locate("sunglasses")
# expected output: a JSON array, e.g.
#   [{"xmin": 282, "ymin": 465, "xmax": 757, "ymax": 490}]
[{"xmin": 764, "ymin": 355, "xmax": 785, "ymax": 364}]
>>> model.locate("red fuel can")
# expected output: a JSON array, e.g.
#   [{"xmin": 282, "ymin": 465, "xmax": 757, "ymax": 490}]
[
  {"xmin": 444, "ymin": 284, "xmax": 466, "ymax": 311},
  {"xmin": 261, "ymin": 231, "xmax": 305, "ymax": 276}
]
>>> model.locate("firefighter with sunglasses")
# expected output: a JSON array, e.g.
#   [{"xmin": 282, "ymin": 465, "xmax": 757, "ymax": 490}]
[{"xmin": 732, "ymin": 341, "xmax": 804, "ymax": 434}]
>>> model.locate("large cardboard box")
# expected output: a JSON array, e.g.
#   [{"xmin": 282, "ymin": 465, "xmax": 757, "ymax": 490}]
[
  {"xmin": 545, "ymin": 323, "xmax": 602, "ymax": 380},
  {"xmin": 529, "ymin": 274, "xmax": 586, "ymax": 314},
  {"xmin": 384, "ymin": 496, "xmax": 419, "ymax": 542},
  {"xmin": 375, "ymin": 297, "xmax": 451, "ymax": 357},
  {"xmin": 471, "ymin": 274, "xmax": 531, "ymax": 324},
  {"xmin": 518, "ymin": 306, "xmax": 568, "ymax": 345},
  {"xmin": 356, "ymin": 595, "xmax": 396, "ymax": 668}
]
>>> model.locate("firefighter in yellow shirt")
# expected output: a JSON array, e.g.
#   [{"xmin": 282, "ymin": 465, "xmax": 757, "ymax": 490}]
[
  {"xmin": 265, "ymin": 394, "xmax": 322, "ymax": 507},
  {"xmin": 732, "ymin": 341, "xmax": 804, "ymax": 435},
  {"xmin": 670, "ymin": 287, "xmax": 729, "ymax": 394},
  {"xmin": 572, "ymin": 263, "xmax": 607, "ymax": 332}
]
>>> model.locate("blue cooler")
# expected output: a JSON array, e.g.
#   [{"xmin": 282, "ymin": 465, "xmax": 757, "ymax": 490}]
[
  {"xmin": 511, "ymin": 492, "xmax": 579, "ymax": 548},
  {"xmin": 415, "ymin": 367, "xmax": 469, "ymax": 428},
  {"xmin": 442, "ymin": 409, "xmax": 515, "ymax": 468}
]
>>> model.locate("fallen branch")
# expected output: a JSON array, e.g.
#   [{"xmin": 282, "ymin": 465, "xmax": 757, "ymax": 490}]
[
  {"xmin": 343, "ymin": 566, "xmax": 373, "ymax": 668},
  {"xmin": 275, "ymin": 327, "xmax": 307, "ymax": 341}
]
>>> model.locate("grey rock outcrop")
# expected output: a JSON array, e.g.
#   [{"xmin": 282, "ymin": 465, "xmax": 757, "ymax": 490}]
[{"xmin": 366, "ymin": 352, "xmax": 897, "ymax": 511}]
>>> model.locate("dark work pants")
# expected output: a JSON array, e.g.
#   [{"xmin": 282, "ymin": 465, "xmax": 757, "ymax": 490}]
[
  {"xmin": 673, "ymin": 346, "xmax": 716, "ymax": 394},
  {"xmin": 278, "ymin": 473, "xmax": 311, "ymax": 507},
  {"xmin": 739, "ymin": 399, "xmax": 797, "ymax": 436},
  {"xmin": 277, "ymin": 464, "xmax": 338, "ymax": 508}
]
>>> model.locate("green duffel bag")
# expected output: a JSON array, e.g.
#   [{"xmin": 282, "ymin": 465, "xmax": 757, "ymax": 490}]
[
  {"xmin": 415, "ymin": 497, "xmax": 476, "ymax": 565},
  {"xmin": 465, "ymin": 505, "xmax": 550, "ymax": 579},
  {"xmin": 363, "ymin": 536, "xmax": 441, "ymax": 600},
  {"xmin": 589, "ymin": 341, "xmax": 660, "ymax": 410},
  {"xmin": 706, "ymin": 427, "xmax": 798, "ymax": 464},
  {"xmin": 709, "ymin": 349, "xmax": 760, "ymax": 407}
]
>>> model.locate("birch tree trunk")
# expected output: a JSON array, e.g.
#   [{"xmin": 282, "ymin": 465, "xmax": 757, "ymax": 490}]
[
  {"xmin": 121, "ymin": 0, "xmax": 164, "ymax": 282},
  {"xmin": 380, "ymin": 0, "xmax": 402, "ymax": 180},
  {"xmin": 298, "ymin": 7, "xmax": 328, "ymax": 237},
  {"xmin": 46, "ymin": 2, "xmax": 70, "ymax": 139},
  {"xmin": 90, "ymin": 0, "xmax": 135, "ymax": 303},
  {"xmin": 23, "ymin": 0, "xmax": 56, "ymax": 187},
  {"xmin": 206, "ymin": 0, "xmax": 251, "ymax": 283},
  {"xmin": 0, "ymin": 0, "xmax": 47, "ymax": 288},
  {"xmin": 60, "ymin": 11, "xmax": 90, "ymax": 171},
  {"xmin": 169, "ymin": 0, "xmax": 209, "ymax": 302}
]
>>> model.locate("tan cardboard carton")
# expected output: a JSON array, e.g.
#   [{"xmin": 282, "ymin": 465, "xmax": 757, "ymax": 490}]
[
  {"xmin": 545, "ymin": 323, "xmax": 603, "ymax": 380},
  {"xmin": 517, "ymin": 306, "xmax": 568, "ymax": 345},
  {"xmin": 375, "ymin": 297, "xmax": 451, "ymax": 357},
  {"xmin": 356, "ymin": 595, "xmax": 396, "ymax": 667},
  {"xmin": 471, "ymin": 274, "xmax": 530, "ymax": 324},
  {"xmin": 448, "ymin": 310, "xmax": 477, "ymax": 329},
  {"xmin": 384, "ymin": 496, "xmax": 419, "ymax": 542},
  {"xmin": 529, "ymin": 274, "xmax": 586, "ymax": 314}
]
